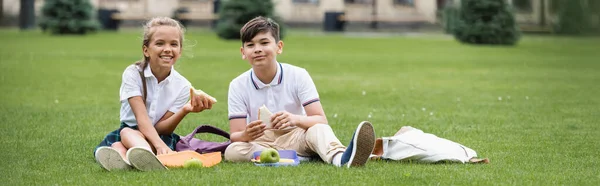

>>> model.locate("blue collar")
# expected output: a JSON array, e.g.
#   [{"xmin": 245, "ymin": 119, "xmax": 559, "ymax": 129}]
[{"xmin": 250, "ymin": 62, "xmax": 283, "ymax": 90}]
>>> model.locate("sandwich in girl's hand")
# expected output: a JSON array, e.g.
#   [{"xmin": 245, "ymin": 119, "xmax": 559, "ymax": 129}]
[
  {"xmin": 258, "ymin": 105, "xmax": 273, "ymax": 128},
  {"xmin": 190, "ymin": 86, "xmax": 217, "ymax": 106}
]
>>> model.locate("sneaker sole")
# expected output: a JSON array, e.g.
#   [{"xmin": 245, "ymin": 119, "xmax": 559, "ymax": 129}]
[
  {"xmin": 127, "ymin": 147, "xmax": 167, "ymax": 171},
  {"xmin": 347, "ymin": 121, "xmax": 376, "ymax": 168},
  {"xmin": 95, "ymin": 147, "xmax": 131, "ymax": 171}
]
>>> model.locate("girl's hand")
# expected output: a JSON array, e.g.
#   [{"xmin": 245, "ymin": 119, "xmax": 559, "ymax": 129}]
[
  {"xmin": 190, "ymin": 89, "xmax": 215, "ymax": 111},
  {"xmin": 155, "ymin": 145, "xmax": 174, "ymax": 155},
  {"xmin": 244, "ymin": 120, "xmax": 266, "ymax": 141},
  {"xmin": 184, "ymin": 101, "xmax": 208, "ymax": 113},
  {"xmin": 185, "ymin": 92, "xmax": 213, "ymax": 113},
  {"xmin": 271, "ymin": 111, "xmax": 299, "ymax": 129}
]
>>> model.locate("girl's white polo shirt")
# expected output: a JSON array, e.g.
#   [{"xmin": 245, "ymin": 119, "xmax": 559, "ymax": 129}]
[
  {"xmin": 228, "ymin": 62, "xmax": 320, "ymax": 124},
  {"xmin": 119, "ymin": 64, "xmax": 191, "ymax": 127}
]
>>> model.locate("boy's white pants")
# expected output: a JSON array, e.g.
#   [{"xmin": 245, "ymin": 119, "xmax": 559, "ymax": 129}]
[{"xmin": 224, "ymin": 124, "xmax": 346, "ymax": 163}]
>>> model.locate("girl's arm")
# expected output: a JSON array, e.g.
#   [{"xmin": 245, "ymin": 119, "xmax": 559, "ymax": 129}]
[
  {"xmin": 129, "ymin": 96, "xmax": 171, "ymax": 150},
  {"xmin": 154, "ymin": 103, "xmax": 191, "ymax": 134},
  {"xmin": 154, "ymin": 93, "xmax": 213, "ymax": 134}
]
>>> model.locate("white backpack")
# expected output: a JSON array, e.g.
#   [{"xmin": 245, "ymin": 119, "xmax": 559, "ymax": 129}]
[{"xmin": 376, "ymin": 126, "xmax": 485, "ymax": 163}]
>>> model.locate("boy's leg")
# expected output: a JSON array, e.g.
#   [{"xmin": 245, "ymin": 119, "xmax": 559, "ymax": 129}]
[
  {"xmin": 224, "ymin": 142, "xmax": 269, "ymax": 162},
  {"xmin": 224, "ymin": 129, "xmax": 280, "ymax": 162},
  {"xmin": 300, "ymin": 122, "xmax": 375, "ymax": 167},
  {"xmin": 338, "ymin": 121, "xmax": 376, "ymax": 167},
  {"xmin": 299, "ymin": 124, "xmax": 346, "ymax": 163}
]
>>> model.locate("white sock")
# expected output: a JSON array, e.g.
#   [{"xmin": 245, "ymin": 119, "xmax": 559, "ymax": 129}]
[{"xmin": 332, "ymin": 152, "xmax": 343, "ymax": 167}]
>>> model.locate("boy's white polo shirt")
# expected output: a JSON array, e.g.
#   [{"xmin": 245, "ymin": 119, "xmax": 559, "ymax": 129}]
[
  {"xmin": 228, "ymin": 62, "xmax": 320, "ymax": 123},
  {"xmin": 119, "ymin": 64, "xmax": 191, "ymax": 127}
]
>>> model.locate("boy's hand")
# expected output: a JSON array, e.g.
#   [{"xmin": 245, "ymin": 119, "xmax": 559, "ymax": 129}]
[
  {"xmin": 244, "ymin": 120, "xmax": 266, "ymax": 141},
  {"xmin": 271, "ymin": 111, "xmax": 299, "ymax": 129}
]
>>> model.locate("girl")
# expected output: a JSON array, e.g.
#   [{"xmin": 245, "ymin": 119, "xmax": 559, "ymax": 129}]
[{"xmin": 94, "ymin": 17, "xmax": 213, "ymax": 171}]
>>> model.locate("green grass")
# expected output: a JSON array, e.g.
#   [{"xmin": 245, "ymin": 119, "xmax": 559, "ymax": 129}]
[{"xmin": 1, "ymin": 28, "xmax": 599, "ymax": 185}]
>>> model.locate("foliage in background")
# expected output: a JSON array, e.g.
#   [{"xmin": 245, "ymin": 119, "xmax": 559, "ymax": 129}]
[
  {"xmin": 215, "ymin": 0, "xmax": 286, "ymax": 40},
  {"xmin": 554, "ymin": 0, "xmax": 599, "ymax": 35},
  {"xmin": 453, "ymin": 0, "xmax": 520, "ymax": 45},
  {"xmin": 443, "ymin": 6, "xmax": 460, "ymax": 34},
  {"xmin": 39, "ymin": 0, "xmax": 100, "ymax": 34},
  {"xmin": 1, "ymin": 29, "xmax": 600, "ymax": 185}
]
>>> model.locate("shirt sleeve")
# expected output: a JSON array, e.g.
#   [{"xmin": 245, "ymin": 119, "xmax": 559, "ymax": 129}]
[
  {"xmin": 168, "ymin": 84, "xmax": 191, "ymax": 113},
  {"xmin": 228, "ymin": 81, "xmax": 248, "ymax": 120},
  {"xmin": 297, "ymin": 69, "xmax": 320, "ymax": 107},
  {"xmin": 119, "ymin": 65, "xmax": 142, "ymax": 102}
]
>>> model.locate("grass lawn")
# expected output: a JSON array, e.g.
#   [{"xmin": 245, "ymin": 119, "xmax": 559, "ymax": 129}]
[{"xmin": 0, "ymin": 28, "xmax": 599, "ymax": 185}]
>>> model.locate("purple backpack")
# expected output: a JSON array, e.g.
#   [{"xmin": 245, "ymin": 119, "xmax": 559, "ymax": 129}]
[{"xmin": 176, "ymin": 125, "xmax": 231, "ymax": 154}]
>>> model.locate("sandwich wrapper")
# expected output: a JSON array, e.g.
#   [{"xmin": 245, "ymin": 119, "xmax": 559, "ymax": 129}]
[
  {"xmin": 258, "ymin": 105, "xmax": 273, "ymax": 128},
  {"xmin": 251, "ymin": 150, "xmax": 300, "ymax": 167},
  {"xmin": 189, "ymin": 86, "xmax": 217, "ymax": 104},
  {"xmin": 253, "ymin": 106, "xmax": 299, "ymax": 166}
]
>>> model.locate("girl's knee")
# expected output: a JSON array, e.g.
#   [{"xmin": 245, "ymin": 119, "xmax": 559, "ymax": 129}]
[{"xmin": 120, "ymin": 127, "xmax": 143, "ymax": 138}]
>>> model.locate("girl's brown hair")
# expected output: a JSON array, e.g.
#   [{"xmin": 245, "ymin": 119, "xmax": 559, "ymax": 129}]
[{"xmin": 135, "ymin": 17, "xmax": 186, "ymax": 70}]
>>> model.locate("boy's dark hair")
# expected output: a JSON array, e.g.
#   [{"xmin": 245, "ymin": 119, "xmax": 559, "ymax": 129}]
[{"xmin": 240, "ymin": 16, "xmax": 280, "ymax": 43}]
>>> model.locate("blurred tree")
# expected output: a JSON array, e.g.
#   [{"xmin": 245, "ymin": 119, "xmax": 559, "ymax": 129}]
[
  {"xmin": 554, "ymin": 0, "xmax": 595, "ymax": 35},
  {"xmin": 215, "ymin": 0, "xmax": 286, "ymax": 40},
  {"xmin": 39, "ymin": 0, "xmax": 100, "ymax": 35},
  {"xmin": 453, "ymin": 0, "xmax": 520, "ymax": 45},
  {"xmin": 443, "ymin": 5, "xmax": 459, "ymax": 34},
  {"xmin": 512, "ymin": 0, "xmax": 532, "ymax": 13}
]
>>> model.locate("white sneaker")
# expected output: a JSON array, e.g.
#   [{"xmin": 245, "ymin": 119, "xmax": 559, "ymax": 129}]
[
  {"xmin": 95, "ymin": 146, "xmax": 131, "ymax": 171},
  {"xmin": 126, "ymin": 147, "xmax": 167, "ymax": 171}
]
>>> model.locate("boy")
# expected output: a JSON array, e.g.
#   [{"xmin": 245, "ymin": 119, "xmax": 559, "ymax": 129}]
[{"xmin": 224, "ymin": 16, "xmax": 375, "ymax": 168}]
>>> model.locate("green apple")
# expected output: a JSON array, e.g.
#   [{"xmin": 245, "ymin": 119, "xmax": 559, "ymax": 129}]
[
  {"xmin": 183, "ymin": 158, "xmax": 203, "ymax": 168},
  {"xmin": 260, "ymin": 148, "xmax": 280, "ymax": 163}
]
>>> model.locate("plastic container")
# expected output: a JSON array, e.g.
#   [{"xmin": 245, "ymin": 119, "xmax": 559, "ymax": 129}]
[
  {"xmin": 157, "ymin": 150, "xmax": 222, "ymax": 168},
  {"xmin": 252, "ymin": 150, "xmax": 300, "ymax": 167}
]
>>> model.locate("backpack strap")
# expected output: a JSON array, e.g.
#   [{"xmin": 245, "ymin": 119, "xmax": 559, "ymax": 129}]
[{"xmin": 183, "ymin": 125, "xmax": 231, "ymax": 141}]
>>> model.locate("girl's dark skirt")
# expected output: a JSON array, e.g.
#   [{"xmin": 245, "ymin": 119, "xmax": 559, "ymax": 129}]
[{"xmin": 94, "ymin": 122, "xmax": 180, "ymax": 155}]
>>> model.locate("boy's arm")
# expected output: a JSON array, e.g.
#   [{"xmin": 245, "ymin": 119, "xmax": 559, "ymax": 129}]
[
  {"xmin": 271, "ymin": 101, "xmax": 328, "ymax": 130},
  {"xmin": 272, "ymin": 68, "xmax": 327, "ymax": 130},
  {"xmin": 229, "ymin": 119, "xmax": 266, "ymax": 142},
  {"xmin": 228, "ymin": 79, "xmax": 267, "ymax": 142},
  {"xmin": 299, "ymin": 101, "xmax": 328, "ymax": 127}
]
